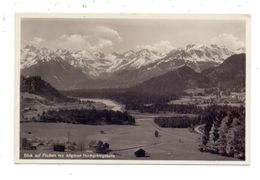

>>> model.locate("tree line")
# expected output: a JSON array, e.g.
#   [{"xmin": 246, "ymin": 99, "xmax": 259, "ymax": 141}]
[
  {"xmin": 130, "ymin": 103, "xmax": 205, "ymax": 114},
  {"xmin": 154, "ymin": 116, "xmax": 201, "ymax": 128},
  {"xmin": 39, "ymin": 108, "xmax": 135, "ymax": 125}
]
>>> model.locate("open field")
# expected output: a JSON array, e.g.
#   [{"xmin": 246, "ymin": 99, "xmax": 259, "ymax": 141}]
[
  {"xmin": 20, "ymin": 116, "xmax": 235, "ymax": 160},
  {"xmin": 20, "ymin": 97, "xmax": 238, "ymax": 160}
]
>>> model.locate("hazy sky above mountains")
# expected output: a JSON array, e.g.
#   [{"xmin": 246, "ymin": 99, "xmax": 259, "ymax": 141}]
[{"xmin": 21, "ymin": 18, "xmax": 246, "ymax": 53}]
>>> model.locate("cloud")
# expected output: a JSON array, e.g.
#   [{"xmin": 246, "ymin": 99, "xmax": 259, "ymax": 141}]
[
  {"xmin": 209, "ymin": 33, "xmax": 244, "ymax": 50},
  {"xmin": 58, "ymin": 34, "xmax": 88, "ymax": 45},
  {"xmin": 136, "ymin": 40, "xmax": 176, "ymax": 54},
  {"xmin": 29, "ymin": 37, "xmax": 45, "ymax": 45},
  {"xmin": 91, "ymin": 26, "xmax": 123, "ymax": 42},
  {"xmin": 46, "ymin": 26, "xmax": 122, "ymax": 52},
  {"xmin": 96, "ymin": 38, "xmax": 113, "ymax": 49},
  {"xmin": 53, "ymin": 34, "xmax": 90, "ymax": 51},
  {"xmin": 52, "ymin": 34, "xmax": 114, "ymax": 52}
]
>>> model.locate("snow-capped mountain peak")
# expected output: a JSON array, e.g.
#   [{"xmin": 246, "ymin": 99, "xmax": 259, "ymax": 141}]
[
  {"xmin": 123, "ymin": 50, "xmax": 135, "ymax": 58},
  {"xmin": 172, "ymin": 44, "xmax": 235, "ymax": 63},
  {"xmin": 106, "ymin": 48, "xmax": 165, "ymax": 72},
  {"xmin": 186, "ymin": 44, "xmax": 196, "ymax": 50},
  {"xmin": 235, "ymin": 47, "xmax": 245, "ymax": 54},
  {"xmin": 21, "ymin": 44, "xmax": 241, "ymax": 77},
  {"xmin": 21, "ymin": 45, "xmax": 64, "ymax": 69}
]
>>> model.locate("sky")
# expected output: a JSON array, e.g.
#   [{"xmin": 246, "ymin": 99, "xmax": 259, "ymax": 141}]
[{"xmin": 21, "ymin": 18, "xmax": 246, "ymax": 53}]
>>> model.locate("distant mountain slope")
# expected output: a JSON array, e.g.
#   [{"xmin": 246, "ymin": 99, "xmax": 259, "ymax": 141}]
[
  {"xmin": 21, "ymin": 76, "xmax": 73, "ymax": 102},
  {"xmin": 130, "ymin": 66, "xmax": 211, "ymax": 96},
  {"xmin": 202, "ymin": 53, "xmax": 246, "ymax": 91},
  {"xmin": 128, "ymin": 53, "xmax": 245, "ymax": 96},
  {"xmin": 21, "ymin": 57, "xmax": 87, "ymax": 89}
]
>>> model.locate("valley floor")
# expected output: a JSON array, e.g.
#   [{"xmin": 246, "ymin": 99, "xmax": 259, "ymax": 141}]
[{"xmin": 20, "ymin": 115, "xmax": 235, "ymax": 161}]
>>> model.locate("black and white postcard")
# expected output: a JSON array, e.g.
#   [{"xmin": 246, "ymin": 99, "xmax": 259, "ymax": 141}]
[{"xmin": 15, "ymin": 14, "xmax": 250, "ymax": 164}]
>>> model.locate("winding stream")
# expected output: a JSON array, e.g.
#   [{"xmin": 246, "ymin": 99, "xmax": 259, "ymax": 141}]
[{"xmin": 80, "ymin": 98, "xmax": 124, "ymax": 112}]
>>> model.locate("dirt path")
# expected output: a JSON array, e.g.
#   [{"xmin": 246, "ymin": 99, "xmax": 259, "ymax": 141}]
[
  {"xmin": 111, "ymin": 142, "xmax": 162, "ymax": 151},
  {"xmin": 110, "ymin": 117, "xmax": 198, "ymax": 153},
  {"xmin": 137, "ymin": 117, "xmax": 197, "ymax": 142},
  {"xmin": 194, "ymin": 124, "xmax": 204, "ymax": 135}
]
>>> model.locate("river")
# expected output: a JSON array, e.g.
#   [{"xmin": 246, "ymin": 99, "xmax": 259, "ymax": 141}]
[{"xmin": 80, "ymin": 98, "xmax": 124, "ymax": 112}]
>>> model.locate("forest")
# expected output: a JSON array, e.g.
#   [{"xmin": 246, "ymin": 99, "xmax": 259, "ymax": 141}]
[
  {"xmin": 129, "ymin": 103, "xmax": 205, "ymax": 114},
  {"xmin": 154, "ymin": 116, "xmax": 201, "ymax": 128},
  {"xmin": 199, "ymin": 105, "xmax": 245, "ymax": 159},
  {"xmin": 38, "ymin": 108, "xmax": 136, "ymax": 125}
]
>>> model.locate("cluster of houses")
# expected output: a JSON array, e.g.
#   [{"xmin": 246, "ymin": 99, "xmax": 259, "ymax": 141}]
[{"xmin": 170, "ymin": 88, "xmax": 245, "ymax": 106}]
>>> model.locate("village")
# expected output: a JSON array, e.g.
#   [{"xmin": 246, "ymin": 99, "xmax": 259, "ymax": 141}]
[{"xmin": 169, "ymin": 88, "xmax": 245, "ymax": 107}]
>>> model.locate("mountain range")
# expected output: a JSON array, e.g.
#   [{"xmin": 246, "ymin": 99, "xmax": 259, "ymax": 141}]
[
  {"xmin": 20, "ymin": 44, "xmax": 245, "ymax": 90},
  {"xmin": 21, "ymin": 53, "xmax": 245, "ymax": 106},
  {"xmin": 131, "ymin": 53, "xmax": 245, "ymax": 96}
]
